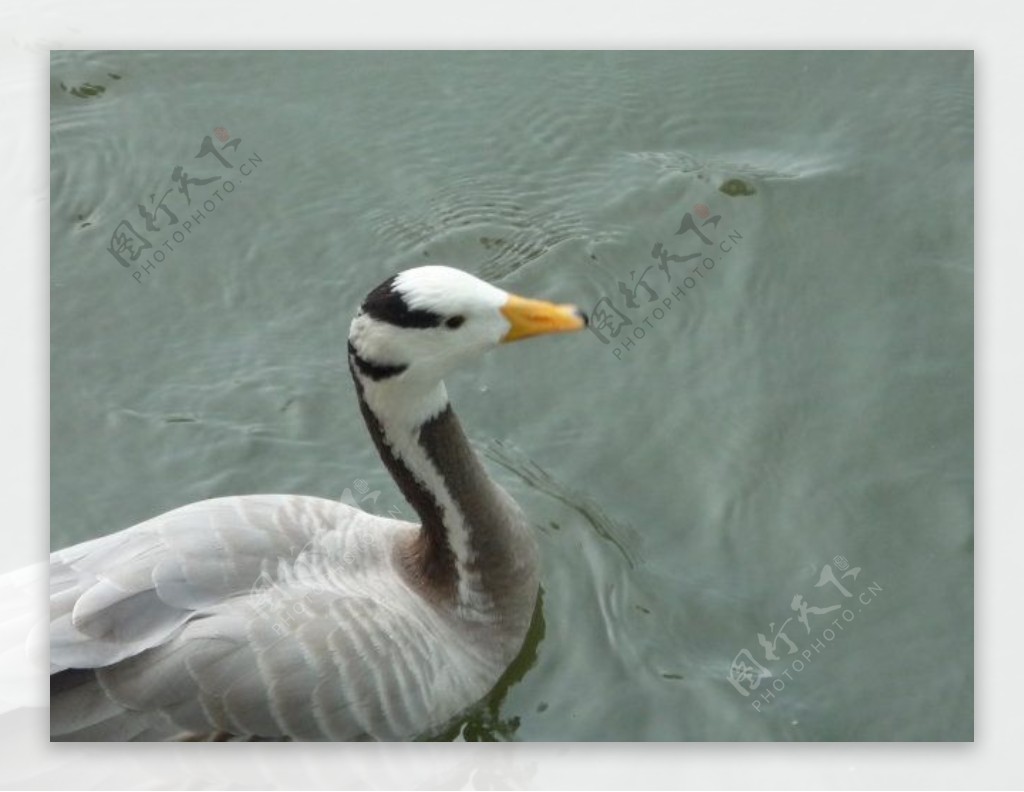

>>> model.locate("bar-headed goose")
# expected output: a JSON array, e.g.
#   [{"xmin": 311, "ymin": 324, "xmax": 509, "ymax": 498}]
[{"xmin": 50, "ymin": 266, "xmax": 588, "ymax": 741}]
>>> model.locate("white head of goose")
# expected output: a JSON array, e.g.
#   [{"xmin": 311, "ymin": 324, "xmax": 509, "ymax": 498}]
[{"xmin": 49, "ymin": 265, "xmax": 588, "ymax": 741}]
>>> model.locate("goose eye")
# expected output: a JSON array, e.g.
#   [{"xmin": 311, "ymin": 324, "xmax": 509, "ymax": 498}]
[{"xmin": 445, "ymin": 315, "xmax": 465, "ymax": 329}]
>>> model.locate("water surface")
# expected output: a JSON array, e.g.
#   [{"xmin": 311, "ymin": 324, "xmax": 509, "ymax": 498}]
[{"xmin": 50, "ymin": 51, "xmax": 973, "ymax": 740}]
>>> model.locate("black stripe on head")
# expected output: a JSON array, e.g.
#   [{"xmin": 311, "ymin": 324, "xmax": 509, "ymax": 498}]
[
  {"xmin": 362, "ymin": 275, "xmax": 444, "ymax": 329},
  {"xmin": 347, "ymin": 341, "xmax": 408, "ymax": 381}
]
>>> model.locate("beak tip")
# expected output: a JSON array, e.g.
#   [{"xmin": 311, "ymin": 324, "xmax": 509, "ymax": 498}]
[{"xmin": 500, "ymin": 296, "xmax": 589, "ymax": 342}]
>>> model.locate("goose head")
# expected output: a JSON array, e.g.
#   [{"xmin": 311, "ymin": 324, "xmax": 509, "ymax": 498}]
[{"xmin": 348, "ymin": 266, "xmax": 588, "ymax": 399}]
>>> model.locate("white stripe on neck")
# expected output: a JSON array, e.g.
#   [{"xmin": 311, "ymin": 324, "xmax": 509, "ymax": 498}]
[{"xmin": 357, "ymin": 373, "xmax": 491, "ymax": 615}]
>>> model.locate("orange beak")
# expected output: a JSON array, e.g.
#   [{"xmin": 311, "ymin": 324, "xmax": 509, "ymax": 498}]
[{"xmin": 500, "ymin": 294, "xmax": 589, "ymax": 343}]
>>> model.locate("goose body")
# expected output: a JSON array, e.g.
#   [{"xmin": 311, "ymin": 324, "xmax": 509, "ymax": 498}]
[{"xmin": 50, "ymin": 266, "xmax": 587, "ymax": 741}]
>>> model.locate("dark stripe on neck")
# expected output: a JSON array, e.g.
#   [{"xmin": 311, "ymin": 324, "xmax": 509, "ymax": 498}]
[
  {"xmin": 347, "ymin": 341, "xmax": 407, "ymax": 381},
  {"xmin": 361, "ymin": 276, "xmax": 444, "ymax": 329},
  {"xmin": 419, "ymin": 406, "xmax": 527, "ymax": 600},
  {"xmin": 348, "ymin": 360, "xmax": 457, "ymax": 597}
]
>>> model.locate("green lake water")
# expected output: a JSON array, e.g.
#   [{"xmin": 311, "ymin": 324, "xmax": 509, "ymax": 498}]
[{"xmin": 50, "ymin": 50, "xmax": 973, "ymax": 740}]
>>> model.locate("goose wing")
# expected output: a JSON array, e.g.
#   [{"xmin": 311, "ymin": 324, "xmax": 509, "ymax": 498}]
[
  {"xmin": 51, "ymin": 495, "xmax": 336, "ymax": 673},
  {"xmin": 50, "ymin": 495, "xmax": 483, "ymax": 740}
]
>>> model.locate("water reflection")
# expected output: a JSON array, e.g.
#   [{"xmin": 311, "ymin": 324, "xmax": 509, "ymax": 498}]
[{"xmin": 426, "ymin": 589, "xmax": 547, "ymax": 742}]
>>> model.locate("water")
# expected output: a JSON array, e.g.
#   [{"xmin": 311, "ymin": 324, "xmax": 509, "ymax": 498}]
[{"xmin": 50, "ymin": 51, "xmax": 973, "ymax": 741}]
